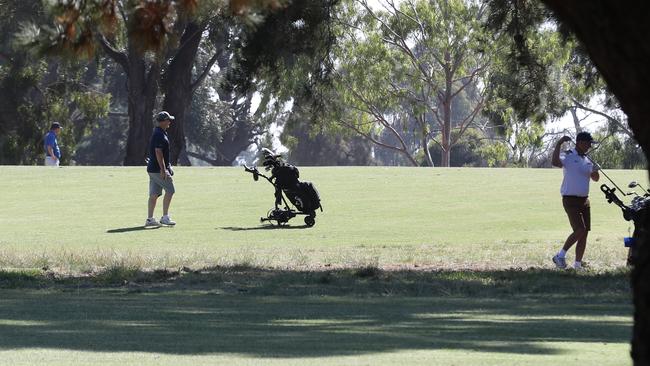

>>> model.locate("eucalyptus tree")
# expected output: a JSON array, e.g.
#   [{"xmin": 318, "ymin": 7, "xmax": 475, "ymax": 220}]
[{"xmin": 331, "ymin": 0, "xmax": 491, "ymax": 167}]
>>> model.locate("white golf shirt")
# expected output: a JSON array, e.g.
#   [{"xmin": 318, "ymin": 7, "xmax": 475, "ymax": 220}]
[{"xmin": 560, "ymin": 149, "xmax": 595, "ymax": 197}]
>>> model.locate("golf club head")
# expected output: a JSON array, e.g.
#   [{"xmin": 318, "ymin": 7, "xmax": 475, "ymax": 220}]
[
  {"xmin": 629, "ymin": 181, "xmax": 638, "ymax": 189},
  {"xmin": 244, "ymin": 165, "xmax": 259, "ymax": 181}
]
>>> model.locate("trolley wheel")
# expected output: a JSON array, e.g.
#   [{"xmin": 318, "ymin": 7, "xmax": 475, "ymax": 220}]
[{"xmin": 304, "ymin": 215, "xmax": 316, "ymax": 227}]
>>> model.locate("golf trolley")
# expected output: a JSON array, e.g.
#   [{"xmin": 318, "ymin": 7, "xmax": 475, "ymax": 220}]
[
  {"xmin": 244, "ymin": 149, "xmax": 322, "ymax": 227},
  {"xmin": 599, "ymin": 178, "xmax": 650, "ymax": 266}
]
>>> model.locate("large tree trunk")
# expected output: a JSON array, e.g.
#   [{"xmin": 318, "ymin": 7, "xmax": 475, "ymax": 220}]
[
  {"xmin": 98, "ymin": 38, "xmax": 160, "ymax": 166},
  {"xmin": 541, "ymin": 1, "xmax": 650, "ymax": 364},
  {"xmin": 123, "ymin": 55, "xmax": 160, "ymax": 166},
  {"xmin": 162, "ymin": 22, "xmax": 205, "ymax": 166}
]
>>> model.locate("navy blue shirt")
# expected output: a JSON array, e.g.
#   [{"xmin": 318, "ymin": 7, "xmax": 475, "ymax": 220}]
[{"xmin": 147, "ymin": 127, "xmax": 171, "ymax": 173}]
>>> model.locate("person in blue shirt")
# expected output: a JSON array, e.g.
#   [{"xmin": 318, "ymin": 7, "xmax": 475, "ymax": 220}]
[
  {"xmin": 145, "ymin": 111, "xmax": 177, "ymax": 227},
  {"xmin": 44, "ymin": 122, "xmax": 62, "ymax": 166}
]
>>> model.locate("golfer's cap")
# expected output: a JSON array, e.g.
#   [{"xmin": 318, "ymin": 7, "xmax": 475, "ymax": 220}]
[
  {"xmin": 576, "ymin": 131, "xmax": 595, "ymax": 143},
  {"xmin": 156, "ymin": 111, "xmax": 175, "ymax": 122},
  {"xmin": 50, "ymin": 122, "xmax": 62, "ymax": 130}
]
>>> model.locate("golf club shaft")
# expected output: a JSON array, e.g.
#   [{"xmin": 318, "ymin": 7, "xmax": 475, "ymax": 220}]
[
  {"xmin": 564, "ymin": 138, "xmax": 627, "ymax": 193},
  {"xmin": 593, "ymin": 162, "xmax": 626, "ymax": 192},
  {"xmin": 572, "ymin": 140, "xmax": 628, "ymax": 193}
]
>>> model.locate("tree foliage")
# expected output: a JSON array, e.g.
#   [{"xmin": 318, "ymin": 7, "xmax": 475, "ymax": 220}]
[
  {"xmin": 11, "ymin": 0, "xmax": 338, "ymax": 166},
  {"xmin": 0, "ymin": 1, "xmax": 112, "ymax": 164},
  {"xmin": 327, "ymin": 0, "xmax": 492, "ymax": 167}
]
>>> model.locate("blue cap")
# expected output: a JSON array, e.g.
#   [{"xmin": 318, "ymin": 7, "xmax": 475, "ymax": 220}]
[{"xmin": 156, "ymin": 111, "xmax": 175, "ymax": 122}]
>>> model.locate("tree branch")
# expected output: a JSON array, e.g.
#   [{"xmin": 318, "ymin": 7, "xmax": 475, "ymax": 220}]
[
  {"xmin": 572, "ymin": 98, "xmax": 632, "ymax": 137},
  {"xmin": 98, "ymin": 35, "xmax": 129, "ymax": 75},
  {"xmin": 337, "ymin": 117, "xmax": 419, "ymax": 166},
  {"xmin": 186, "ymin": 151, "xmax": 220, "ymax": 166},
  {"xmin": 191, "ymin": 50, "xmax": 221, "ymax": 93}
]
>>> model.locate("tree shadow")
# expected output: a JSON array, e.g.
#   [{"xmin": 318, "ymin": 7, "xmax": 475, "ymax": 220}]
[
  {"xmin": 106, "ymin": 226, "xmax": 161, "ymax": 233},
  {"xmin": 0, "ymin": 268, "xmax": 633, "ymax": 358}
]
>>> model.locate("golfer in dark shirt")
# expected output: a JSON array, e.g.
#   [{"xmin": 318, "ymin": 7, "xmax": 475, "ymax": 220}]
[{"xmin": 145, "ymin": 111, "xmax": 177, "ymax": 227}]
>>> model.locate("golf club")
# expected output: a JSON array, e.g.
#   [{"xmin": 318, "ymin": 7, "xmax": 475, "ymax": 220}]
[{"xmin": 628, "ymin": 181, "xmax": 650, "ymax": 195}]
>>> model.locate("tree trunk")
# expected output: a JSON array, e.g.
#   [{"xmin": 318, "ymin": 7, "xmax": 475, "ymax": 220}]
[
  {"xmin": 123, "ymin": 51, "xmax": 160, "ymax": 166},
  {"xmin": 569, "ymin": 106, "xmax": 582, "ymax": 133},
  {"xmin": 162, "ymin": 22, "xmax": 205, "ymax": 166},
  {"xmin": 440, "ymin": 87, "xmax": 452, "ymax": 167},
  {"xmin": 211, "ymin": 96, "xmax": 258, "ymax": 166},
  {"xmin": 417, "ymin": 114, "xmax": 434, "ymax": 167},
  {"xmin": 541, "ymin": 1, "xmax": 650, "ymax": 365},
  {"xmin": 440, "ymin": 52, "xmax": 453, "ymax": 167},
  {"xmin": 423, "ymin": 135, "xmax": 434, "ymax": 167}
]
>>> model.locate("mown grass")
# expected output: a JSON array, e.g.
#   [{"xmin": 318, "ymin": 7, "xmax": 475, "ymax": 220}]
[
  {"xmin": 0, "ymin": 166, "xmax": 645, "ymax": 272},
  {"xmin": 0, "ymin": 166, "xmax": 640, "ymax": 365},
  {"xmin": 0, "ymin": 266, "xmax": 633, "ymax": 366}
]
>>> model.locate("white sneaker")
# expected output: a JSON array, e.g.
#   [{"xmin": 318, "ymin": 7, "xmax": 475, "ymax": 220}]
[
  {"xmin": 160, "ymin": 215, "xmax": 176, "ymax": 226},
  {"xmin": 573, "ymin": 262, "xmax": 587, "ymax": 271},
  {"xmin": 552, "ymin": 254, "xmax": 567, "ymax": 269},
  {"xmin": 145, "ymin": 218, "xmax": 161, "ymax": 227}
]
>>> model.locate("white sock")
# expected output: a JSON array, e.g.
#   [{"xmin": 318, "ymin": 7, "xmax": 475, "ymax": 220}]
[
  {"xmin": 574, "ymin": 261, "xmax": 582, "ymax": 268},
  {"xmin": 558, "ymin": 249, "xmax": 567, "ymax": 258}
]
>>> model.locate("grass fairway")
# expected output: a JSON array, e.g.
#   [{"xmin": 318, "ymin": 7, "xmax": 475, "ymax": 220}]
[
  {"xmin": 0, "ymin": 166, "xmax": 641, "ymax": 365},
  {"xmin": 0, "ymin": 166, "xmax": 644, "ymax": 269}
]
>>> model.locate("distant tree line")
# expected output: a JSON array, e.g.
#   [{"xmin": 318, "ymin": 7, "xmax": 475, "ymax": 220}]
[{"xmin": 0, "ymin": 0, "xmax": 644, "ymax": 169}]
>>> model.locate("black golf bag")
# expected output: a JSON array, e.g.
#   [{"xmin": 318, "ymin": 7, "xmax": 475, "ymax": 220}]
[
  {"xmin": 244, "ymin": 149, "xmax": 322, "ymax": 226},
  {"xmin": 600, "ymin": 183, "xmax": 649, "ymax": 265}
]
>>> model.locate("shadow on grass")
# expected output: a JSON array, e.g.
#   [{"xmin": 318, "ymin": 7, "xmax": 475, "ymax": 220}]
[
  {"xmin": 221, "ymin": 224, "xmax": 311, "ymax": 231},
  {"xmin": 0, "ymin": 267, "xmax": 633, "ymax": 358},
  {"xmin": 106, "ymin": 226, "xmax": 161, "ymax": 233}
]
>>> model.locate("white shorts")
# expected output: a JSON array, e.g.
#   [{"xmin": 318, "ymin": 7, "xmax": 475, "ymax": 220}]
[{"xmin": 45, "ymin": 156, "xmax": 60, "ymax": 166}]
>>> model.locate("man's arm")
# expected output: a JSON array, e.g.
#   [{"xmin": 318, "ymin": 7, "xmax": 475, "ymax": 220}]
[
  {"xmin": 590, "ymin": 161, "xmax": 600, "ymax": 181},
  {"xmin": 47, "ymin": 145, "xmax": 58, "ymax": 161},
  {"xmin": 155, "ymin": 148, "xmax": 167, "ymax": 179},
  {"xmin": 552, "ymin": 136, "xmax": 572, "ymax": 168}
]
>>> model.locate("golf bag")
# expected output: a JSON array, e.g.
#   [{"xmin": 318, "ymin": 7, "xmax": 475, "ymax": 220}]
[
  {"xmin": 244, "ymin": 149, "xmax": 322, "ymax": 226},
  {"xmin": 600, "ymin": 183, "xmax": 650, "ymax": 265}
]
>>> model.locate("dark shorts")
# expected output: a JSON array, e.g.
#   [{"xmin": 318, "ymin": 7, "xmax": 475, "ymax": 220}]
[{"xmin": 562, "ymin": 196, "xmax": 591, "ymax": 232}]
